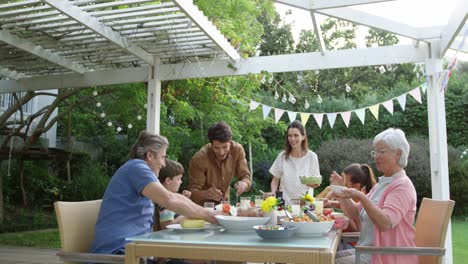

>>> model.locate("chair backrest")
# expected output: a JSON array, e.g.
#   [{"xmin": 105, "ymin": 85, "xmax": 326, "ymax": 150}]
[
  {"xmin": 415, "ymin": 198, "xmax": 455, "ymax": 264},
  {"xmin": 54, "ymin": 200, "xmax": 102, "ymax": 264}
]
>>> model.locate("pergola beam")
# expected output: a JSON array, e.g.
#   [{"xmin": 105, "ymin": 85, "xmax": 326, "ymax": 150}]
[
  {"xmin": 439, "ymin": 0, "xmax": 468, "ymax": 55},
  {"xmin": 0, "ymin": 30, "xmax": 87, "ymax": 74},
  {"xmin": 276, "ymin": 0, "xmax": 396, "ymax": 10},
  {"xmin": 310, "ymin": 11, "xmax": 326, "ymax": 54},
  {"xmin": 0, "ymin": 44, "xmax": 428, "ymax": 93},
  {"xmin": 0, "ymin": 66, "xmax": 29, "ymax": 80},
  {"xmin": 172, "ymin": 0, "xmax": 240, "ymax": 61},
  {"xmin": 42, "ymin": 0, "xmax": 155, "ymax": 65}
]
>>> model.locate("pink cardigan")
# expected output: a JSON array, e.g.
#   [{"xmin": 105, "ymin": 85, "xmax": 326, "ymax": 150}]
[{"xmin": 358, "ymin": 170, "xmax": 418, "ymax": 264}]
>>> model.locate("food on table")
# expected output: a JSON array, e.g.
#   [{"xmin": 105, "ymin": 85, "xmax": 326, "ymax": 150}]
[
  {"xmin": 180, "ymin": 219, "xmax": 205, "ymax": 229},
  {"xmin": 333, "ymin": 216, "xmax": 350, "ymax": 230},
  {"xmin": 256, "ymin": 225, "xmax": 286, "ymax": 230},
  {"xmin": 299, "ymin": 175, "xmax": 322, "ymax": 185},
  {"xmin": 323, "ymin": 208, "xmax": 334, "ymax": 216},
  {"xmin": 283, "ymin": 212, "xmax": 333, "ymax": 222}
]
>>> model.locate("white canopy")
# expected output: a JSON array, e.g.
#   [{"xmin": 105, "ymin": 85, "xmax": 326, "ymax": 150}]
[{"xmin": 1, "ymin": 1, "xmax": 466, "ymax": 263}]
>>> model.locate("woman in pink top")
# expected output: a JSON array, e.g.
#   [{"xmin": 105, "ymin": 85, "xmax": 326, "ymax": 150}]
[{"xmin": 334, "ymin": 128, "xmax": 417, "ymax": 264}]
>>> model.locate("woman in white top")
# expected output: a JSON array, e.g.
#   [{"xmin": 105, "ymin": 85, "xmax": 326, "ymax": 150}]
[{"xmin": 265, "ymin": 120, "xmax": 321, "ymax": 205}]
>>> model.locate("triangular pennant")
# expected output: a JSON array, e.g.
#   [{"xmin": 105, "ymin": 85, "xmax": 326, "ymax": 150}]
[
  {"xmin": 340, "ymin": 111, "xmax": 351, "ymax": 128},
  {"xmin": 274, "ymin": 108, "xmax": 285, "ymax": 123},
  {"xmin": 249, "ymin": 100, "xmax": 260, "ymax": 111},
  {"xmin": 369, "ymin": 104, "xmax": 380, "ymax": 120},
  {"xmin": 397, "ymin": 94, "xmax": 407, "ymax": 111},
  {"xmin": 287, "ymin": 111, "xmax": 297, "ymax": 123},
  {"xmin": 409, "ymin": 88, "xmax": 422, "ymax": 104},
  {"xmin": 354, "ymin": 108, "xmax": 366, "ymax": 125},
  {"xmin": 420, "ymin": 83, "xmax": 427, "ymax": 94},
  {"xmin": 262, "ymin": 105, "xmax": 271, "ymax": 120},
  {"xmin": 313, "ymin": 113, "xmax": 324, "ymax": 129},
  {"xmin": 300, "ymin": 113, "xmax": 311, "ymax": 126},
  {"xmin": 382, "ymin": 100, "xmax": 394, "ymax": 115},
  {"xmin": 327, "ymin": 113, "xmax": 337, "ymax": 128}
]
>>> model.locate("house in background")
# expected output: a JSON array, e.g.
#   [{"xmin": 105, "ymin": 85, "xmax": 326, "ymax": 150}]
[{"xmin": 0, "ymin": 90, "xmax": 58, "ymax": 149}]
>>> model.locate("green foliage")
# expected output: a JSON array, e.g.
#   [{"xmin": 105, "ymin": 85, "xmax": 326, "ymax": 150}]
[
  {"xmin": 0, "ymin": 207, "xmax": 56, "ymax": 233},
  {"xmin": 0, "ymin": 229, "xmax": 60, "ymax": 248},
  {"xmin": 449, "ymin": 153, "xmax": 468, "ymax": 216}
]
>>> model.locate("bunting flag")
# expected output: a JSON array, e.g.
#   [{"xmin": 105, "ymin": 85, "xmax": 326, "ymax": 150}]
[
  {"xmin": 249, "ymin": 100, "xmax": 260, "ymax": 111},
  {"xmin": 287, "ymin": 111, "xmax": 297, "ymax": 123},
  {"xmin": 340, "ymin": 111, "xmax": 351, "ymax": 127},
  {"xmin": 262, "ymin": 105, "xmax": 271, "ymax": 120},
  {"xmin": 369, "ymin": 104, "xmax": 380, "ymax": 120},
  {"xmin": 313, "ymin": 113, "xmax": 324, "ymax": 129},
  {"xmin": 327, "ymin": 113, "xmax": 337, "ymax": 128},
  {"xmin": 397, "ymin": 94, "xmax": 406, "ymax": 111},
  {"xmin": 249, "ymin": 82, "xmax": 426, "ymax": 129},
  {"xmin": 409, "ymin": 88, "xmax": 422, "ymax": 103},
  {"xmin": 300, "ymin": 113, "xmax": 311, "ymax": 126},
  {"xmin": 274, "ymin": 108, "xmax": 285, "ymax": 123},
  {"xmin": 382, "ymin": 100, "xmax": 394, "ymax": 115},
  {"xmin": 355, "ymin": 108, "xmax": 366, "ymax": 124}
]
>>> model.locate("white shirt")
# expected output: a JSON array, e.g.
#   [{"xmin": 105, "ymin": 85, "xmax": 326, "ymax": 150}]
[{"xmin": 269, "ymin": 150, "xmax": 320, "ymax": 205}]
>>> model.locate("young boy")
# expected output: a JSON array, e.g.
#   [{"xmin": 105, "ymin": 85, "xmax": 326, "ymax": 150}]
[{"xmin": 157, "ymin": 159, "xmax": 191, "ymax": 229}]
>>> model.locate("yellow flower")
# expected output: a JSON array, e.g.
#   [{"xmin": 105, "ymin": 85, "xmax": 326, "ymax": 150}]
[
  {"xmin": 301, "ymin": 193, "xmax": 315, "ymax": 203},
  {"xmin": 261, "ymin": 196, "xmax": 277, "ymax": 212}
]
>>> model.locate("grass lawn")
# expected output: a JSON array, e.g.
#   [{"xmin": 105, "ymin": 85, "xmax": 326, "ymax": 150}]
[{"xmin": 0, "ymin": 220, "xmax": 467, "ymax": 263}]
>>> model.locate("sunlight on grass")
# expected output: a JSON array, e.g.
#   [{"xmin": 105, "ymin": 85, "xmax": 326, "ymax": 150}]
[
  {"xmin": 0, "ymin": 229, "xmax": 61, "ymax": 249},
  {"xmin": 452, "ymin": 220, "xmax": 468, "ymax": 264}
]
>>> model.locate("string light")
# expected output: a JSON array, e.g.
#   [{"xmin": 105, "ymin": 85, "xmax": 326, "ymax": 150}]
[{"xmin": 304, "ymin": 99, "xmax": 310, "ymax": 109}]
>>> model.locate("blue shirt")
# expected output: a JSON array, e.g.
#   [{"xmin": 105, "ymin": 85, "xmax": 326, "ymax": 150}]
[{"xmin": 90, "ymin": 159, "xmax": 158, "ymax": 254}]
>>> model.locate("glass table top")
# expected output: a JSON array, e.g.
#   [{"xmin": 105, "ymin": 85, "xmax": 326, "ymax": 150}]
[{"xmin": 127, "ymin": 227, "xmax": 338, "ymax": 249}]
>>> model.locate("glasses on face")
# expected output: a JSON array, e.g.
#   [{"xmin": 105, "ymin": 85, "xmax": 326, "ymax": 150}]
[{"xmin": 371, "ymin": 149, "xmax": 392, "ymax": 157}]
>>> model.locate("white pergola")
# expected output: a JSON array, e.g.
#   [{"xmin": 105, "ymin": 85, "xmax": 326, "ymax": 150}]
[{"xmin": 0, "ymin": 1, "xmax": 466, "ymax": 263}]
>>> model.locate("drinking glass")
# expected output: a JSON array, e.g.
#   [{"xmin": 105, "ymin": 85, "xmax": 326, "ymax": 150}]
[
  {"xmin": 240, "ymin": 196, "xmax": 251, "ymax": 208},
  {"xmin": 290, "ymin": 199, "xmax": 301, "ymax": 216},
  {"xmin": 204, "ymin": 202, "xmax": 215, "ymax": 211},
  {"xmin": 254, "ymin": 195, "xmax": 263, "ymax": 206},
  {"xmin": 313, "ymin": 199, "xmax": 324, "ymax": 215}
]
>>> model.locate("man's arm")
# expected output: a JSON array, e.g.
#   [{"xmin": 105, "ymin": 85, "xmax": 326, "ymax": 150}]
[{"xmin": 142, "ymin": 181, "xmax": 217, "ymax": 224}]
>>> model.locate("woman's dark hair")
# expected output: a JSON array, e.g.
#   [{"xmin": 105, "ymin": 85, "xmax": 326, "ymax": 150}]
[
  {"xmin": 342, "ymin": 163, "xmax": 377, "ymax": 193},
  {"xmin": 130, "ymin": 131, "xmax": 169, "ymax": 160},
  {"xmin": 158, "ymin": 159, "xmax": 184, "ymax": 183},
  {"xmin": 207, "ymin": 121, "xmax": 232, "ymax": 143},
  {"xmin": 284, "ymin": 120, "xmax": 308, "ymax": 160}
]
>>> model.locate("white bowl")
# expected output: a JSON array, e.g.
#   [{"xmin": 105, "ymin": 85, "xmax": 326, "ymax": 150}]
[
  {"xmin": 330, "ymin": 185, "xmax": 347, "ymax": 195},
  {"xmin": 215, "ymin": 215, "xmax": 270, "ymax": 232},
  {"xmin": 299, "ymin": 175, "xmax": 322, "ymax": 185},
  {"xmin": 280, "ymin": 219, "xmax": 334, "ymax": 237}
]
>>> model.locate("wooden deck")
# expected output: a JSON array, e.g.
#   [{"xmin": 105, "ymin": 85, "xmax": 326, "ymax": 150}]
[{"xmin": 0, "ymin": 245, "xmax": 63, "ymax": 264}]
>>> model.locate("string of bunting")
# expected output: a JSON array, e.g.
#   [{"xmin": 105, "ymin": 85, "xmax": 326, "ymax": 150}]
[{"xmin": 248, "ymin": 83, "xmax": 427, "ymax": 129}]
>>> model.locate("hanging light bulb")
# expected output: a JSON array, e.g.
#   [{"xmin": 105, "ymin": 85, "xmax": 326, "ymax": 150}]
[
  {"xmin": 260, "ymin": 75, "xmax": 266, "ymax": 84},
  {"xmin": 304, "ymin": 99, "xmax": 310, "ymax": 109},
  {"xmin": 100, "ymin": 113, "xmax": 106, "ymax": 118},
  {"xmin": 345, "ymin": 84, "xmax": 351, "ymax": 93},
  {"xmin": 107, "ymin": 121, "xmax": 112, "ymax": 127},
  {"xmin": 297, "ymin": 75, "xmax": 303, "ymax": 83},
  {"xmin": 144, "ymin": 104, "xmax": 147, "ymax": 109},
  {"xmin": 92, "ymin": 91, "xmax": 98, "ymax": 96},
  {"xmin": 282, "ymin": 93, "xmax": 287, "ymax": 103},
  {"xmin": 128, "ymin": 124, "xmax": 133, "ymax": 129},
  {"xmin": 317, "ymin": 95, "xmax": 323, "ymax": 104},
  {"xmin": 314, "ymin": 70, "xmax": 320, "ymax": 75},
  {"xmin": 274, "ymin": 90, "xmax": 279, "ymax": 100},
  {"xmin": 137, "ymin": 115, "xmax": 142, "ymax": 120},
  {"xmin": 288, "ymin": 92, "xmax": 296, "ymax": 104},
  {"xmin": 96, "ymin": 102, "xmax": 101, "ymax": 107},
  {"xmin": 116, "ymin": 127, "xmax": 122, "ymax": 132}
]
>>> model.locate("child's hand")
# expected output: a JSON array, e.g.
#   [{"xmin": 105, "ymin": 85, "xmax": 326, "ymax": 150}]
[
  {"xmin": 182, "ymin": 190, "xmax": 191, "ymax": 198},
  {"xmin": 330, "ymin": 171, "xmax": 344, "ymax": 186}
]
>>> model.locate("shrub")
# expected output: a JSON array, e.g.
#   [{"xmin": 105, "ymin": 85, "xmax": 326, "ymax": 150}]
[{"xmin": 63, "ymin": 160, "xmax": 110, "ymax": 201}]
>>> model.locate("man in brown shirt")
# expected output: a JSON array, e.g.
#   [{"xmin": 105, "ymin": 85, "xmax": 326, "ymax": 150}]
[{"xmin": 188, "ymin": 121, "xmax": 251, "ymax": 205}]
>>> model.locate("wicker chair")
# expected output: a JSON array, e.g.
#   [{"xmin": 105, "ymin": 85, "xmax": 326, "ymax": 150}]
[
  {"xmin": 355, "ymin": 198, "xmax": 455, "ymax": 264},
  {"xmin": 54, "ymin": 200, "xmax": 124, "ymax": 264}
]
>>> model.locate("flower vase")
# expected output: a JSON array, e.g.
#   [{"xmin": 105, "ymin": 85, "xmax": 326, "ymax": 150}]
[{"xmin": 265, "ymin": 210, "xmax": 277, "ymax": 225}]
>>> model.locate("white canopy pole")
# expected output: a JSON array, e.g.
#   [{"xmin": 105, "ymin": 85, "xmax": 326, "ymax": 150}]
[
  {"xmin": 146, "ymin": 56, "xmax": 162, "ymax": 134},
  {"xmin": 425, "ymin": 40, "xmax": 452, "ymax": 264}
]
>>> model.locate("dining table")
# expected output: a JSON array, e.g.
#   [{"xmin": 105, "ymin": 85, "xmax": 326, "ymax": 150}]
[{"xmin": 125, "ymin": 226, "xmax": 342, "ymax": 264}]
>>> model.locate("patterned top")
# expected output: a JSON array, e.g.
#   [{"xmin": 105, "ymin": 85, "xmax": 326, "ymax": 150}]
[{"xmin": 269, "ymin": 150, "xmax": 320, "ymax": 205}]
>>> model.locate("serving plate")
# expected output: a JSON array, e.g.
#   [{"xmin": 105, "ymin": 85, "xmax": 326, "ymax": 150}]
[{"xmin": 166, "ymin": 224, "xmax": 210, "ymax": 233}]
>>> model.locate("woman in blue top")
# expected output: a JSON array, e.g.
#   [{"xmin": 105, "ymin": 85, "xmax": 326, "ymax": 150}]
[{"xmin": 90, "ymin": 131, "xmax": 217, "ymax": 255}]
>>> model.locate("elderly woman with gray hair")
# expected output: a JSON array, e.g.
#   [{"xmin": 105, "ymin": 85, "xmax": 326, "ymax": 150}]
[{"xmin": 334, "ymin": 128, "xmax": 417, "ymax": 264}]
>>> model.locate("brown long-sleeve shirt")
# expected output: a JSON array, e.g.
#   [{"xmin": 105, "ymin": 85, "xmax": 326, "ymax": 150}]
[{"xmin": 188, "ymin": 141, "xmax": 251, "ymax": 205}]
